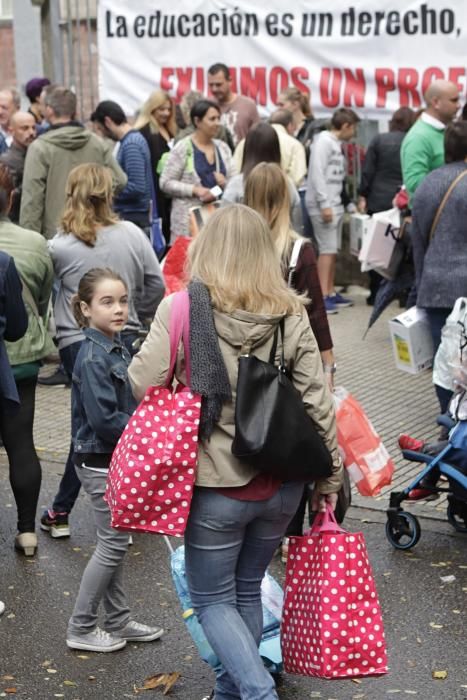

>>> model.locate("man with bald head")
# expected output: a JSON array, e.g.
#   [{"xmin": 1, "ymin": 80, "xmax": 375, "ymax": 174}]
[
  {"xmin": 0, "ymin": 88, "xmax": 20, "ymax": 147},
  {"xmin": 401, "ymin": 79, "xmax": 460, "ymax": 200},
  {"xmin": 0, "ymin": 111, "xmax": 36, "ymax": 222}
]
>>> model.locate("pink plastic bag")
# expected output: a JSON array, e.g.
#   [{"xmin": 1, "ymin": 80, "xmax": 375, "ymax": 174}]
[
  {"xmin": 105, "ymin": 291, "xmax": 200, "ymax": 536},
  {"xmin": 333, "ymin": 386, "xmax": 394, "ymax": 497},
  {"xmin": 281, "ymin": 505, "xmax": 388, "ymax": 679}
]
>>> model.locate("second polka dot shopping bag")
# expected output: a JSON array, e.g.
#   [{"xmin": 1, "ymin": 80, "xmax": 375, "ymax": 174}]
[
  {"xmin": 281, "ymin": 505, "xmax": 388, "ymax": 679},
  {"xmin": 105, "ymin": 291, "xmax": 200, "ymax": 536}
]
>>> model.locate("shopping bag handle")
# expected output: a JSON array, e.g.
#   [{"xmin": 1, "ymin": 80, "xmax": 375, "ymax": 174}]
[{"xmin": 307, "ymin": 503, "xmax": 345, "ymax": 535}]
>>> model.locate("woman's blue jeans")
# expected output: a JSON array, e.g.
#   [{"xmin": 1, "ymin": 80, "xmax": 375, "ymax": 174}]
[{"xmin": 184, "ymin": 482, "xmax": 303, "ymax": 700}]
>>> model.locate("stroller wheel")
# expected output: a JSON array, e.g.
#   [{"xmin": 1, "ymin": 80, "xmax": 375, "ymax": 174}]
[
  {"xmin": 447, "ymin": 502, "xmax": 467, "ymax": 533},
  {"xmin": 386, "ymin": 511, "xmax": 421, "ymax": 550}
]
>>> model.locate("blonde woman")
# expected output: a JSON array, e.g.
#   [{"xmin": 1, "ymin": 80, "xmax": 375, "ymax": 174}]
[
  {"xmin": 134, "ymin": 90, "xmax": 177, "ymax": 243},
  {"xmin": 41, "ymin": 163, "xmax": 165, "ymax": 540},
  {"xmin": 244, "ymin": 162, "xmax": 337, "ymax": 544},
  {"xmin": 277, "ymin": 86, "xmax": 313, "ymax": 139},
  {"xmin": 129, "ymin": 204, "xmax": 342, "ymax": 700}
]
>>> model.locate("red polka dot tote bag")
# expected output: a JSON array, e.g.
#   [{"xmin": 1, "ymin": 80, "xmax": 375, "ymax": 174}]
[
  {"xmin": 281, "ymin": 504, "xmax": 388, "ymax": 679},
  {"xmin": 105, "ymin": 291, "xmax": 200, "ymax": 536}
]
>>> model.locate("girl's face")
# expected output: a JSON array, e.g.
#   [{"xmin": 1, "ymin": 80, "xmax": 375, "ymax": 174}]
[
  {"xmin": 195, "ymin": 107, "xmax": 221, "ymax": 139},
  {"xmin": 81, "ymin": 278, "xmax": 129, "ymax": 339},
  {"xmin": 152, "ymin": 100, "xmax": 172, "ymax": 126}
]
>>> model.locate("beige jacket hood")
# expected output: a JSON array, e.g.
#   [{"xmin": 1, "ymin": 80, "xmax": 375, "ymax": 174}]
[{"xmin": 129, "ymin": 295, "xmax": 343, "ymax": 493}]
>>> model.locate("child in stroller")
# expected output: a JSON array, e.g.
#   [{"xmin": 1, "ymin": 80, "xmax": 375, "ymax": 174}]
[{"xmin": 386, "ymin": 391, "xmax": 467, "ymax": 549}]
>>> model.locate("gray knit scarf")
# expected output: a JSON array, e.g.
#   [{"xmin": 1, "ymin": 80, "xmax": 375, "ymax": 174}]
[{"xmin": 188, "ymin": 279, "xmax": 232, "ymax": 441}]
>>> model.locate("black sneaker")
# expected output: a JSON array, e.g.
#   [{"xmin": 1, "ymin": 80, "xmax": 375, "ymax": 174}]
[
  {"xmin": 40, "ymin": 509, "xmax": 70, "ymax": 538},
  {"xmin": 38, "ymin": 368, "xmax": 71, "ymax": 387}
]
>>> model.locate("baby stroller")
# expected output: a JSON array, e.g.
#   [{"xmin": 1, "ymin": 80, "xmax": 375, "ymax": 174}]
[{"xmin": 386, "ymin": 414, "xmax": 467, "ymax": 549}]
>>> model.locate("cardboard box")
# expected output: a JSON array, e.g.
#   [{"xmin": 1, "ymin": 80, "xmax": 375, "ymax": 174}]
[
  {"xmin": 388, "ymin": 307, "xmax": 434, "ymax": 374},
  {"xmin": 349, "ymin": 213, "xmax": 370, "ymax": 257}
]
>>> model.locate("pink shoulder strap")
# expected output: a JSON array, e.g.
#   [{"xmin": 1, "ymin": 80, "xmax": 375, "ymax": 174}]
[{"xmin": 168, "ymin": 290, "xmax": 191, "ymax": 385}]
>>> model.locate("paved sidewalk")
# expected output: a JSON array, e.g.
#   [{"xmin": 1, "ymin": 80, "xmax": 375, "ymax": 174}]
[{"xmin": 21, "ymin": 286, "xmax": 444, "ymax": 522}]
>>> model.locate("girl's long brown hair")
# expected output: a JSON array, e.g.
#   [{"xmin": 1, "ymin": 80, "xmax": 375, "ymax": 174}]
[{"xmin": 61, "ymin": 164, "xmax": 119, "ymax": 246}]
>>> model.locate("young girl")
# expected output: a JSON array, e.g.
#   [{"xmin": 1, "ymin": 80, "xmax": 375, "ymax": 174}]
[{"xmin": 66, "ymin": 268, "xmax": 164, "ymax": 652}]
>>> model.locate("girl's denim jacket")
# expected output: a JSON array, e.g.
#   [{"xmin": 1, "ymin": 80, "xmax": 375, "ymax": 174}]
[{"xmin": 72, "ymin": 328, "xmax": 136, "ymax": 457}]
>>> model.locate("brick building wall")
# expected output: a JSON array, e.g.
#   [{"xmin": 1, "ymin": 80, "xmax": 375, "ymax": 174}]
[
  {"xmin": 0, "ymin": 17, "xmax": 99, "ymax": 120},
  {"xmin": 0, "ymin": 22, "xmax": 16, "ymax": 87}
]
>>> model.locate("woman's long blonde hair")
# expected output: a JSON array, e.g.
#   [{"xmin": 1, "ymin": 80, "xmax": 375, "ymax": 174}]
[
  {"xmin": 188, "ymin": 204, "xmax": 305, "ymax": 315},
  {"xmin": 244, "ymin": 162, "xmax": 300, "ymax": 266},
  {"xmin": 61, "ymin": 164, "xmax": 119, "ymax": 246},
  {"xmin": 134, "ymin": 89, "xmax": 177, "ymax": 136}
]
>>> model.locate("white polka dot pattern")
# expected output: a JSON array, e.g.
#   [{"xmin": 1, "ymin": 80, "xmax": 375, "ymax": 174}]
[
  {"xmin": 104, "ymin": 385, "xmax": 200, "ymax": 536},
  {"xmin": 281, "ymin": 530, "xmax": 388, "ymax": 679}
]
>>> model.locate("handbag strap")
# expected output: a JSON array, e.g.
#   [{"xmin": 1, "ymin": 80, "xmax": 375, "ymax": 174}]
[
  {"xmin": 168, "ymin": 290, "xmax": 191, "ymax": 386},
  {"xmin": 429, "ymin": 169, "xmax": 467, "ymax": 241}
]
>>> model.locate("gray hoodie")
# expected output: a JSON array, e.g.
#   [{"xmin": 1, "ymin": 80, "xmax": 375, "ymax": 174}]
[{"xmin": 49, "ymin": 221, "xmax": 165, "ymax": 350}]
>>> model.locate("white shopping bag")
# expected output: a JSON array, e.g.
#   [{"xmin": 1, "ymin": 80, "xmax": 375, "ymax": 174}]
[
  {"xmin": 349, "ymin": 213, "xmax": 370, "ymax": 257},
  {"xmin": 358, "ymin": 207, "xmax": 400, "ymax": 271}
]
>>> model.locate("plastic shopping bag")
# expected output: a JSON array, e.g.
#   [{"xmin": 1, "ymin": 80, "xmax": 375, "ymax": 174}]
[
  {"xmin": 433, "ymin": 297, "xmax": 467, "ymax": 392},
  {"xmin": 333, "ymin": 386, "xmax": 394, "ymax": 497},
  {"xmin": 281, "ymin": 505, "xmax": 388, "ymax": 679},
  {"xmin": 168, "ymin": 543, "xmax": 284, "ymax": 674},
  {"xmin": 358, "ymin": 207, "xmax": 401, "ymax": 273}
]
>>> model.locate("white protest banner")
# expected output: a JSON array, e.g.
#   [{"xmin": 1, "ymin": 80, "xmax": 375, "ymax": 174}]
[{"xmin": 98, "ymin": 1, "xmax": 467, "ymax": 118}]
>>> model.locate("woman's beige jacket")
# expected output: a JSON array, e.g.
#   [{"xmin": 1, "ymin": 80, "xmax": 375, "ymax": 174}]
[{"xmin": 128, "ymin": 295, "xmax": 343, "ymax": 493}]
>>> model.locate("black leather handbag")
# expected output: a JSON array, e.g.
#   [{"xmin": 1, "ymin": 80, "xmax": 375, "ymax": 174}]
[{"xmin": 232, "ymin": 319, "xmax": 333, "ymax": 481}]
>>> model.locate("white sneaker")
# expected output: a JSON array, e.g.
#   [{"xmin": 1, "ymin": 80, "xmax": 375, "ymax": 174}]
[
  {"xmin": 109, "ymin": 620, "xmax": 164, "ymax": 642},
  {"xmin": 0, "ymin": 601, "xmax": 5, "ymax": 616},
  {"xmin": 66, "ymin": 626, "xmax": 127, "ymax": 652}
]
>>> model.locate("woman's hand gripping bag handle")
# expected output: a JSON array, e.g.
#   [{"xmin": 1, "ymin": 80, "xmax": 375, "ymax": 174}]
[
  {"xmin": 105, "ymin": 291, "xmax": 201, "ymax": 536},
  {"xmin": 281, "ymin": 504, "xmax": 388, "ymax": 679}
]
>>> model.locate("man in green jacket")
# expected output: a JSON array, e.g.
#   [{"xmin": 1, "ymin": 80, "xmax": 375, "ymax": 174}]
[
  {"xmin": 19, "ymin": 87, "xmax": 127, "ymax": 239},
  {"xmin": 401, "ymin": 79, "xmax": 460, "ymax": 202}
]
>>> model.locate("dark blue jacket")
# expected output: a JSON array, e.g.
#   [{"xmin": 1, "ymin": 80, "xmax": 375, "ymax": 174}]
[
  {"xmin": 114, "ymin": 130, "xmax": 152, "ymax": 223},
  {"xmin": 72, "ymin": 328, "xmax": 136, "ymax": 458},
  {"xmin": 0, "ymin": 252, "xmax": 28, "ymax": 409}
]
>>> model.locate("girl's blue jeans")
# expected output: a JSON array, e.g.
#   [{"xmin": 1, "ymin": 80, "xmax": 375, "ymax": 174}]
[{"xmin": 184, "ymin": 481, "xmax": 303, "ymax": 700}]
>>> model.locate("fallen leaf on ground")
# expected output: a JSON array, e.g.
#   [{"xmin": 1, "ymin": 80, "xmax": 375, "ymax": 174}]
[
  {"xmin": 432, "ymin": 671, "xmax": 448, "ymax": 680},
  {"xmin": 452, "ymin": 609, "xmax": 461, "ymax": 614},
  {"xmin": 351, "ymin": 678, "xmax": 362, "ymax": 684},
  {"xmin": 63, "ymin": 680, "xmax": 77, "ymax": 687},
  {"xmin": 440, "ymin": 575, "xmax": 456, "ymax": 583},
  {"xmin": 76, "ymin": 655, "xmax": 89, "ymax": 660},
  {"xmin": 46, "ymin": 669, "xmax": 57, "ymax": 674},
  {"xmin": 429, "ymin": 622, "xmax": 443, "ymax": 629},
  {"xmin": 135, "ymin": 672, "xmax": 181, "ymax": 694},
  {"xmin": 0, "ymin": 677, "xmax": 14, "ymax": 682},
  {"xmin": 4, "ymin": 689, "xmax": 17, "ymax": 695},
  {"xmin": 41, "ymin": 661, "xmax": 52, "ymax": 668},
  {"xmin": 6, "ymin": 614, "xmax": 15, "ymax": 619}
]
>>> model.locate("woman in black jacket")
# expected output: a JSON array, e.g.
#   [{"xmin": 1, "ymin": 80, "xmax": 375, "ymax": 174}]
[
  {"xmin": 135, "ymin": 90, "xmax": 178, "ymax": 245},
  {"xmin": 358, "ymin": 107, "xmax": 415, "ymax": 303}
]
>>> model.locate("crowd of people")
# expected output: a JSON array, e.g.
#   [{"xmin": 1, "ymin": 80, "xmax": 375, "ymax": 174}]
[{"xmin": 0, "ymin": 63, "xmax": 466, "ymax": 698}]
